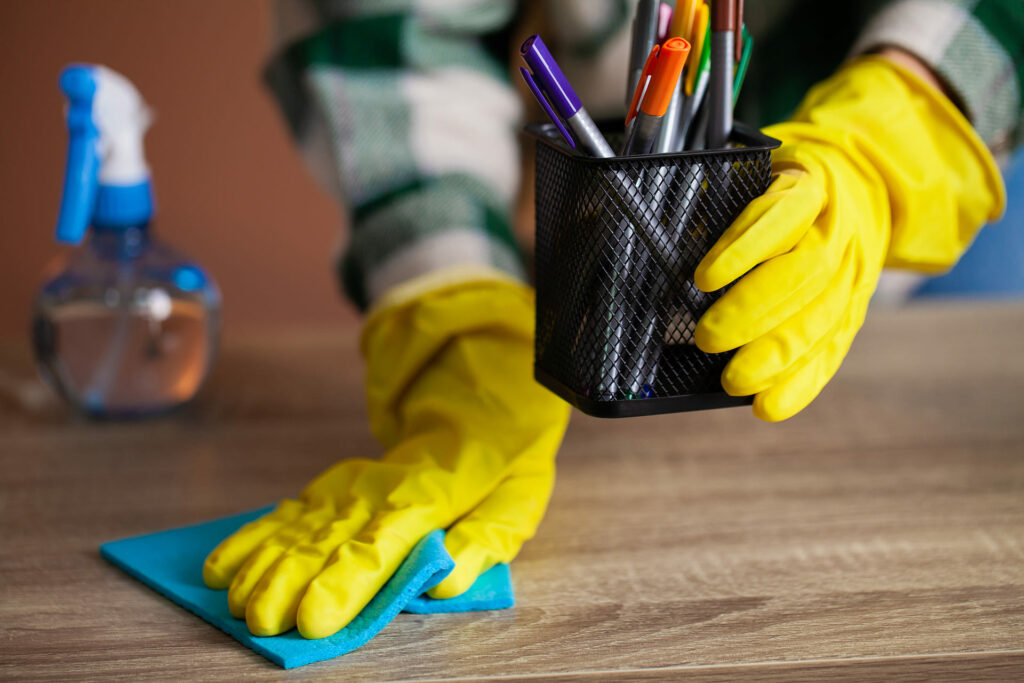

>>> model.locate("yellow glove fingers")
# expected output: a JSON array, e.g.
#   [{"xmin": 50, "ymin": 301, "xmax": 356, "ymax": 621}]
[
  {"xmin": 695, "ymin": 169, "xmax": 826, "ymax": 293},
  {"xmin": 226, "ymin": 508, "xmax": 335, "ymax": 618},
  {"xmin": 427, "ymin": 464, "xmax": 556, "ymax": 600},
  {"xmin": 720, "ymin": 250, "xmax": 858, "ymax": 396},
  {"xmin": 228, "ymin": 544, "xmax": 289, "ymax": 619},
  {"xmin": 244, "ymin": 552, "xmax": 328, "ymax": 636},
  {"xmin": 695, "ymin": 237, "xmax": 837, "ymax": 353},
  {"xmin": 243, "ymin": 503, "xmax": 375, "ymax": 637},
  {"xmin": 297, "ymin": 509, "xmax": 438, "ymax": 639},
  {"xmin": 203, "ymin": 499, "xmax": 306, "ymax": 590},
  {"xmin": 752, "ymin": 294, "xmax": 870, "ymax": 422}
]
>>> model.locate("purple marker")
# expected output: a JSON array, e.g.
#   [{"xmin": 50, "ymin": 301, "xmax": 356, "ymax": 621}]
[{"xmin": 520, "ymin": 35, "xmax": 614, "ymax": 158}]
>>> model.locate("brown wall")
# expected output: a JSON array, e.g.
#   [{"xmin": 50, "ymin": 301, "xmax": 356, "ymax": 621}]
[{"xmin": 0, "ymin": 0, "xmax": 357, "ymax": 338}]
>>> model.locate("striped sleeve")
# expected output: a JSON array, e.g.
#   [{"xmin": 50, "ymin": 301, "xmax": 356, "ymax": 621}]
[
  {"xmin": 265, "ymin": 1, "xmax": 525, "ymax": 310},
  {"xmin": 852, "ymin": 0, "xmax": 1024, "ymax": 157}
]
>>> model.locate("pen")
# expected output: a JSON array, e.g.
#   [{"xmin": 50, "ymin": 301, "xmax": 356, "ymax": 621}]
[
  {"xmin": 626, "ymin": 0, "xmax": 661, "ymax": 111},
  {"xmin": 683, "ymin": 2, "xmax": 709, "ymax": 98},
  {"xmin": 520, "ymin": 36, "xmax": 678, "ymax": 262},
  {"xmin": 625, "ymin": 45, "xmax": 659, "ymax": 126},
  {"xmin": 706, "ymin": 0, "xmax": 735, "ymax": 149},
  {"xmin": 675, "ymin": 22, "xmax": 710, "ymax": 150},
  {"xmin": 520, "ymin": 35, "xmax": 614, "ymax": 158},
  {"xmin": 627, "ymin": 32, "xmax": 690, "ymax": 397},
  {"xmin": 520, "ymin": 35, "xmax": 667, "ymax": 399},
  {"xmin": 733, "ymin": 24, "xmax": 752, "ymax": 104},
  {"xmin": 669, "ymin": 0, "xmax": 700, "ymax": 46},
  {"xmin": 734, "ymin": 0, "xmax": 744, "ymax": 63},
  {"xmin": 655, "ymin": 0, "xmax": 701, "ymax": 153},
  {"xmin": 657, "ymin": 2, "xmax": 674, "ymax": 43},
  {"xmin": 622, "ymin": 37, "xmax": 690, "ymax": 156}
]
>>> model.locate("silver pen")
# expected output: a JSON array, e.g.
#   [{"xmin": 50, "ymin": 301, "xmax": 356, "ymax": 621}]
[{"xmin": 626, "ymin": 0, "xmax": 661, "ymax": 110}]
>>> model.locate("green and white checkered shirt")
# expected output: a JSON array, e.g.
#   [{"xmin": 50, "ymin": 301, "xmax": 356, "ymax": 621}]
[{"xmin": 265, "ymin": 0, "xmax": 1023, "ymax": 310}]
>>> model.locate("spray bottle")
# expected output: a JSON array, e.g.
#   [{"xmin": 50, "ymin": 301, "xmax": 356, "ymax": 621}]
[{"xmin": 33, "ymin": 64, "xmax": 220, "ymax": 417}]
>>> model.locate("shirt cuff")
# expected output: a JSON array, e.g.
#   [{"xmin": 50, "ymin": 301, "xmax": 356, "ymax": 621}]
[{"xmin": 851, "ymin": 0, "xmax": 1021, "ymax": 157}]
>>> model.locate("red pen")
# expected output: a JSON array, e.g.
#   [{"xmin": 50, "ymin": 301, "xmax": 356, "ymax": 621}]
[{"xmin": 626, "ymin": 44, "xmax": 661, "ymax": 128}]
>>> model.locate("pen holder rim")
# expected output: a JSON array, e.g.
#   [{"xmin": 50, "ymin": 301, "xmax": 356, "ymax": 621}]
[{"xmin": 523, "ymin": 120, "xmax": 781, "ymax": 162}]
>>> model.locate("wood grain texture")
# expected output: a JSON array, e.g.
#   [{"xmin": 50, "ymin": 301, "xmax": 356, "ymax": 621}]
[{"xmin": 1, "ymin": 303, "xmax": 1022, "ymax": 681}]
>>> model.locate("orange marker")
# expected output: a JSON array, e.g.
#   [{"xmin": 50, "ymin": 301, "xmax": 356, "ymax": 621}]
[
  {"xmin": 622, "ymin": 37, "xmax": 691, "ymax": 155},
  {"xmin": 642, "ymin": 37, "xmax": 691, "ymax": 115}
]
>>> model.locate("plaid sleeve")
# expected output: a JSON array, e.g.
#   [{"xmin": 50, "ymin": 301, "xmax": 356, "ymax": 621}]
[
  {"xmin": 852, "ymin": 0, "xmax": 1024, "ymax": 157},
  {"xmin": 265, "ymin": 1, "xmax": 525, "ymax": 310}
]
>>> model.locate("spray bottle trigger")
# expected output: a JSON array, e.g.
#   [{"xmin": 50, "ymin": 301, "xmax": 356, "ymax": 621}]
[{"xmin": 55, "ymin": 66, "xmax": 100, "ymax": 245}]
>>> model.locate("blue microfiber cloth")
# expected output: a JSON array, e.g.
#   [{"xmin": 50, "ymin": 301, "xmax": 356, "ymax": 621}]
[{"xmin": 100, "ymin": 507, "xmax": 514, "ymax": 668}]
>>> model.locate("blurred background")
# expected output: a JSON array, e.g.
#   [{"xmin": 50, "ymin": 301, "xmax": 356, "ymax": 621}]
[
  {"xmin": 1, "ymin": 0, "xmax": 1021, "ymax": 343},
  {"xmin": 0, "ymin": 0, "xmax": 353, "ymax": 340}
]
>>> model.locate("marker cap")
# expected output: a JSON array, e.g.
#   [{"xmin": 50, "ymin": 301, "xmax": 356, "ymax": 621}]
[
  {"xmin": 711, "ymin": 0, "xmax": 736, "ymax": 31},
  {"xmin": 640, "ymin": 37, "xmax": 690, "ymax": 117},
  {"xmin": 520, "ymin": 67, "xmax": 575, "ymax": 149},
  {"xmin": 520, "ymin": 35, "xmax": 581, "ymax": 120}
]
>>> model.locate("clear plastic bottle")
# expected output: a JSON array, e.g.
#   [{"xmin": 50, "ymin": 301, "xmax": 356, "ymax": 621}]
[
  {"xmin": 33, "ymin": 226, "xmax": 219, "ymax": 416},
  {"xmin": 34, "ymin": 64, "xmax": 220, "ymax": 417}
]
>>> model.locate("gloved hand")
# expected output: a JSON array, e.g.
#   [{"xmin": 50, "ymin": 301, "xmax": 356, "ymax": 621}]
[
  {"xmin": 694, "ymin": 55, "xmax": 1005, "ymax": 421},
  {"xmin": 203, "ymin": 271, "xmax": 570, "ymax": 639}
]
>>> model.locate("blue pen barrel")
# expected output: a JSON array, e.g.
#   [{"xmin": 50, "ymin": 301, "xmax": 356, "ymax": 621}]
[{"xmin": 528, "ymin": 121, "xmax": 779, "ymax": 418}]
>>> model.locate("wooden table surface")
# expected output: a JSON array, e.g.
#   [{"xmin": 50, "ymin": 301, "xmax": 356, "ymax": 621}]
[{"xmin": 2, "ymin": 303, "xmax": 1023, "ymax": 681}]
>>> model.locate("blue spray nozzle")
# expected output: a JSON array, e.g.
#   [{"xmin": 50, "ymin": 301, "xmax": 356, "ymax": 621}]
[
  {"xmin": 55, "ymin": 65, "xmax": 101, "ymax": 245},
  {"xmin": 60, "ymin": 64, "xmax": 98, "ymax": 101},
  {"xmin": 54, "ymin": 64, "xmax": 154, "ymax": 245}
]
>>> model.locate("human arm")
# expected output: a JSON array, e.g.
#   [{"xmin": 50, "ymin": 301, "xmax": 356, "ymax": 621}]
[
  {"xmin": 204, "ymin": 273, "xmax": 569, "ymax": 637},
  {"xmin": 203, "ymin": 1, "xmax": 572, "ymax": 639}
]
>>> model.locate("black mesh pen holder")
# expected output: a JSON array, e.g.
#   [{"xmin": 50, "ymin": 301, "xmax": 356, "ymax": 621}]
[{"xmin": 528, "ymin": 121, "xmax": 779, "ymax": 418}]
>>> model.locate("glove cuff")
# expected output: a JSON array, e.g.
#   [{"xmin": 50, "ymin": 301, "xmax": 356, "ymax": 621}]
[
  {"xmin": 360, "ymin": 266, "xmax": 541, "ymax": 447},
  {"xmin": 777, "ymin": 55, "xmax": 1006, "ymax": 273},
  {"xmin": 365, "ymin": 264, "xmax": 528, "ymax": 321}
]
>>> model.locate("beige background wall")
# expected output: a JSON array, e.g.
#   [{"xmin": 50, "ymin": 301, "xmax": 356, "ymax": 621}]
[{"xmin": 0, "ymin": 0, "xmax": 356, "ymax": 338}]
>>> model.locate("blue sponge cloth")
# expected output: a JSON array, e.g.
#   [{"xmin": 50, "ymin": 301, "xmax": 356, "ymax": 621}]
[{"xmin": 100, "ymin": 507, "xmax": 514, "ymax": 669}]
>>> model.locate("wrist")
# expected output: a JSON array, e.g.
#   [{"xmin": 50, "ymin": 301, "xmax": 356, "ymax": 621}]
[
  {"xmin": 875, "ymin": 47, "xmax": 949, "ymax": 103},
  {"xmin": 785, "ymin": 56, "xmax": 1005, "ymax": 272}
]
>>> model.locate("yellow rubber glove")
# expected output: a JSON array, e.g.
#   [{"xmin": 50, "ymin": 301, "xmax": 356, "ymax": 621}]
[
  {"xmin": 202, "ymin": 270, "xmax": 570, "ymax": 639},
  {"xmin": 694, "ymin": 56, "xmax": 1005, "ymax": 422}
]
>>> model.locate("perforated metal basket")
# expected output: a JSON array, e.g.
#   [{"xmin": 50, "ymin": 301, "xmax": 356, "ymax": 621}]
[{"xmin": 529, "ymin": 122, "xmax": 779, "ymax": 417}]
